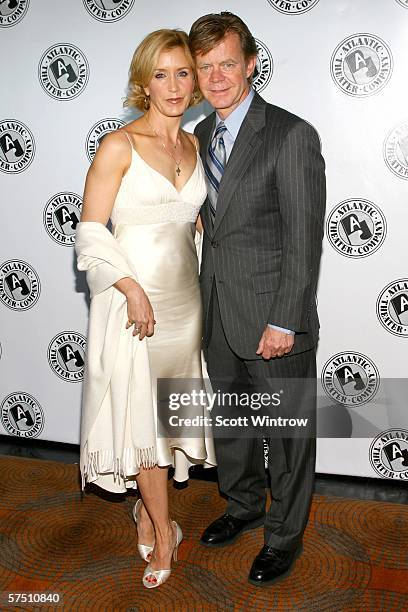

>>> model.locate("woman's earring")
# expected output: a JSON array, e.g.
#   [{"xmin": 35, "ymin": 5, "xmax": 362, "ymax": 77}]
[{"xmin": 144, "ymin": 95, "xmax": 150, "ymax": 110}]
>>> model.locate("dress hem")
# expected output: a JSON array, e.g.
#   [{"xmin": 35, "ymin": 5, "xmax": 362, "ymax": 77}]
[
  {"xmin": 80, "ymin": 443, "xmax": 217, "ymax": 492},
  {"xmin": 80, "ymin": 444, "xmax": 157, "ymax": 491}
]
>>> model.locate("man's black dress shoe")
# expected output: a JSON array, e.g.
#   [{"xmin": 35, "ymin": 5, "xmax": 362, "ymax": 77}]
[
  {"xmin": 200, "ymin": 513, "xmax": 264, "ymax": 547},
  {"xmin": 248, "ymin": 543, "xmax": 303, "ymax": 586}
]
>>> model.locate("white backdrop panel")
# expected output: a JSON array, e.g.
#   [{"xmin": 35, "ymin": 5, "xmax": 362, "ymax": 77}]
[{"xmin": 1, "ymin": 0, "xmax": 407, "ymax": 481}]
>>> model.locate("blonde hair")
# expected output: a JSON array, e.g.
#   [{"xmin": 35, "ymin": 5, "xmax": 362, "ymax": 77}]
[{"xmin": 124, "ymin": 29, "xmax": 202, "ymax": 111}]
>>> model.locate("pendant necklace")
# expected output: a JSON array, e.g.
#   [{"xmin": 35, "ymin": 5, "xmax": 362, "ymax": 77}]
[{"xmin": 145, "ymin": 116, "xmax": 183, "ymax": 176}]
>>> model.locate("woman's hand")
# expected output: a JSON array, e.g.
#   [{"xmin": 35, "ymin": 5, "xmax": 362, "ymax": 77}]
[
  {"xmin": 114, "ymin": 277, "xmax": 155, "ymax": 340},
  {"xmin": 125, "ymin": 283, "xmax": 155, "ymax": 340}
]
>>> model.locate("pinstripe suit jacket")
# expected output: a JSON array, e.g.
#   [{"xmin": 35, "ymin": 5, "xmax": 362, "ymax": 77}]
[{"xmin": 195, "ymin": 91, "xmax": 326, "ymax": 360}]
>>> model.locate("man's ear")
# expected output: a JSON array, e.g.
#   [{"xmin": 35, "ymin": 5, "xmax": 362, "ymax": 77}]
[{"xmin": 246, "ymin": 55, "xmax": 257, "ymax": 80}]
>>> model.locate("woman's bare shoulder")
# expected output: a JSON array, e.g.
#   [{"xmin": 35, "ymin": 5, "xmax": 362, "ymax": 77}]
[
  {"xmin": 85, "ymin": 129, "xmax": 133, "ymax": 178},
  {"xmin": 95, "ymin": 128, "xmax": 131, "ymax": 158}
]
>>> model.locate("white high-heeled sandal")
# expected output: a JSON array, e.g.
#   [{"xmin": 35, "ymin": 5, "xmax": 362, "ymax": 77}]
[
  {"xmin": 133, "ymin": 499, "xmax": 154, "ymax": 562},
  {"xmin": 142, "ymin": 521, "xmax": 183, "ymax": 589}
]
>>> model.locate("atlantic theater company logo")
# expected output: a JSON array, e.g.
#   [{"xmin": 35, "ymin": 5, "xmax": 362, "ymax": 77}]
[
  {"xmin": 43, "ymin": 192, "xmax": 82, "ymax": 246},
  {"xmin": 0, "ymin": 119, "xmax": 35, "ymax": 174},
  {"xmin": 86, "ymin": 118, "xmax": 126, "ymax": 162},
  {"xmin": 376, "ymin": 279, "xmax": 408, "ymax": 337},
  {"xmin": 322, "ymin": 352, "xmax": 380, "ymax": 406},
  {"xmin": 383, "ymin": 121, "xmax": 408, "ymax": 180},
  {"xmin": 1, "ymin": 392, "xmax": 44, "ymax": 438},
  {"xmin": 83, "ymin": 0, "xmax": 135, "ymax": 22},
  {"xmin": 331, "ymin": 34, "xmax": 393, "ymax": 97},
  {"xmin": 267, "ymin": 0, "xmax": 319, "ymax": 15},
  {"xmin": 326, "ymin": 198, "xmax": 386, "ymax": 258},
  {"xmin": 39, "ymin": 43, "xmax": 89, "ymax": 100},
  {"xmin": 0, "ymin": 0, "xmax": 29, "ymax": 27},
  {"xmin": 396, "ymin": 0, "xmax": 408, "ymax": 8},
  {"xmin": 253, "ymin": 40, "xmax": 273, "ymax": 93},
  {"xmin": 47, "ymin": 331, "xmax": 86, "ymax": 382},
  {"xmin": 370, "ymin": 429, "xmax": 408, "ymax": 480},
  {"xmin": 0, "ymin": 260, "xmax": 40, "ymax": 311}
]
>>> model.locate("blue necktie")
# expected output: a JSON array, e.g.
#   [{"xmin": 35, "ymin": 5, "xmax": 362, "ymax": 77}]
[{"xmin": 204, "ymin": 122, "xmax": 227, "ymax": 223}]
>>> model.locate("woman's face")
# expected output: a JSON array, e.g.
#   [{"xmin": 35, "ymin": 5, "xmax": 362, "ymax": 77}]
[{"xmin": 144, "ymin": 46, "xmax": 195, "ymax": 117}]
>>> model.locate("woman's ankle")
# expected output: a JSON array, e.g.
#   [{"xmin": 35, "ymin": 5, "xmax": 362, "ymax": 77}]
[
  {"xmin": 138, "ymin": 502, "xmax": 152, "ymax": 523},
  {"xmin": 154, "ymin": 519, "xmax": 174, "ymax": 543}
]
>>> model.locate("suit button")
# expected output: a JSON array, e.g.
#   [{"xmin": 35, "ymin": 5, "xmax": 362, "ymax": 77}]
[{"xmin": 211, "ymin": 241, "xmax": 219, "ymax": 248}]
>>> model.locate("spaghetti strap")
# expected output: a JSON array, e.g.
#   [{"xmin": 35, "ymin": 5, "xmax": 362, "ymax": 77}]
[{"xmin": 123, "ymin": 130, "xmax": 135, "ymax": 151}]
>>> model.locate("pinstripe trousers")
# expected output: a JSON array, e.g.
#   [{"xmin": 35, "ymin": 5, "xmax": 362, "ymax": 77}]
[{"xmin": 206, "ymin": 282, "xmax": 317, "ymax": 550}]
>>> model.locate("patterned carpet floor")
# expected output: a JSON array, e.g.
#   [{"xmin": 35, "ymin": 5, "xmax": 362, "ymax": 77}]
[{"xmin": 0, "ymin": 455, "xmax": 407, "ymax": 611}]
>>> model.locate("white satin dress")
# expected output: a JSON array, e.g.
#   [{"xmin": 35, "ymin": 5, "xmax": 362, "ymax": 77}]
[{"xmin": 84, "ymin": 131, "xmax": 216, "ymax": 493}]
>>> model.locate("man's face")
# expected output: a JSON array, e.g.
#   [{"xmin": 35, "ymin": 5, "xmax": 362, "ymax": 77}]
[{"xmin": 195, "ymin": 32, "xmax": 256, "ymax": 119}]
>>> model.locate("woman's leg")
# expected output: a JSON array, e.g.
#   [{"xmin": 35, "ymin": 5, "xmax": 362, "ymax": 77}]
[{"xmin": 136, "ymin": 465, "xmax": 177, "ymax": 582}]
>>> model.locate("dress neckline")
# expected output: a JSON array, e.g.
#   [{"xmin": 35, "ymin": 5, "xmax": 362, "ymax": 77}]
[{"xmin": 130, "ymin": 144, "xmax": 199, "ymax": 196}]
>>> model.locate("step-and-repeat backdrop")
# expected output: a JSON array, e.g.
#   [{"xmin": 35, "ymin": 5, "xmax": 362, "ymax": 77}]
[{"xmin": 1, "ymin": 0, "xmax": 407, "ymax": 481}]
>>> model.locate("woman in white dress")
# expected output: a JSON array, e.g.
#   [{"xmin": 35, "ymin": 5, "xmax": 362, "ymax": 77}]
[{"xmin": 75, "ymin": 29, "xmax": 215, "ymax": 589}]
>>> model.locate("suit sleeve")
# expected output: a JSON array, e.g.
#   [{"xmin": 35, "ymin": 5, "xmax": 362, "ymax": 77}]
[{"xmin": 267, "ymin": 120, "xmax": 326, "ymax": 332}]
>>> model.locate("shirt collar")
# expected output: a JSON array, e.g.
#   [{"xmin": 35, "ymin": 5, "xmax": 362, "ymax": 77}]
[{"xmin": 215, "ymin": 88, "xmax": 255, "ymax": 140}]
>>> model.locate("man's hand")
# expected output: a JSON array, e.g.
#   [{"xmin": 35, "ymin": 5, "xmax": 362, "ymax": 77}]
[{"xmin": 256, "ymin": 326, "xmax": 294, "ymax": 360}]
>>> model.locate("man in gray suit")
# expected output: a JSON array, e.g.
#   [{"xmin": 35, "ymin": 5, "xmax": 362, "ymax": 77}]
[{"xmin": 189, "ymin": 12, "xmax": 326, "ymax": 586}]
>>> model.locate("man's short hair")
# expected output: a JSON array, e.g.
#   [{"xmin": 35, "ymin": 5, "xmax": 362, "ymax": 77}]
[{"xmin": 189, "ymin": 11, "xmax": 258, "ymax": 61}]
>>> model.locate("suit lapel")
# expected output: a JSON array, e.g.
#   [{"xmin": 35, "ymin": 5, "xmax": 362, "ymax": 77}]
[
  {"xmin": 198, "ymin": 114, "xmax": 215, "ymax": 165},
  {"xmin": 213, "ymin": 92, "xmax": 266, "ymax": 235},
  {"xmin": 197, "ymin": 114, "xmax": 215, "ymax": 236}
]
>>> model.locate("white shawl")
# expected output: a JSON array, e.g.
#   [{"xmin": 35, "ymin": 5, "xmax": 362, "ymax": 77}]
[{"xmin": 75, "ymin": 221, "xmax": 156, "ymax": 490}]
